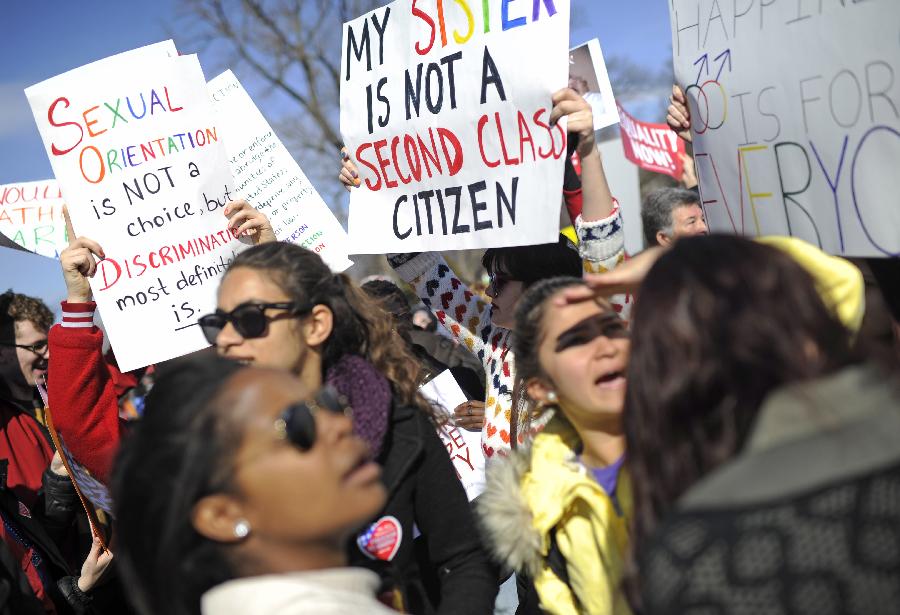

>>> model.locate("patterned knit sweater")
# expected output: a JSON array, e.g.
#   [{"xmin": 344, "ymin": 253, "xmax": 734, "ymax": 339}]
[{"xmin": 392, "ymin": 206, "xmax": 631, "ymax": 458}]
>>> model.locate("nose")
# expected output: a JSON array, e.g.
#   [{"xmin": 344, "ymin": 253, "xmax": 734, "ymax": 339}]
[
  {"xmin": 698, "ymin": 217, "xmax": 709, "ymax": 234},
  {"xmin": 592, "ymin": 333, "xmax": 619, "ymax": 358},
  {"xmin": 215, "ymin": 321, "xmax": 243, "ymax": 355},
  {"xmin": 315, "ymin": 405, "xmax": 355, "ymax": 447}
]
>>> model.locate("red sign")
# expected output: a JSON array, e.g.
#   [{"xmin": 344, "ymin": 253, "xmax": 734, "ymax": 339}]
[{"xmin": 617, "ymin": 102, "xmax": 685, "ymax": 179}]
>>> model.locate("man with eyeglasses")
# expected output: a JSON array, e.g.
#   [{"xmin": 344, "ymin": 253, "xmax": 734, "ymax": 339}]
[{"xmin": 0, "ymin": 291, "xmax": 55, "ymax": 508}]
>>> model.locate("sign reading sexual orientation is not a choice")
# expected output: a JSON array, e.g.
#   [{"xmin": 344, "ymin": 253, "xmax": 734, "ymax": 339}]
[
  {"xmin": 25, "ymin": 42, "xmax": 247, "ymax": 371},
  {"xmin": 341, "ymin": 0, "xmax": 571, "ymax": 254}
]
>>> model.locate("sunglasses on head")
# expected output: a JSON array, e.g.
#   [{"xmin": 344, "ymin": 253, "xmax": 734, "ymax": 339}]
[
  {"xmin": 198, "ymin": 302, "xmax": 312, "ymax": 345},
  {"xmin": 275, "ymin": 386, "xmax": 350, "ymax": 451}
]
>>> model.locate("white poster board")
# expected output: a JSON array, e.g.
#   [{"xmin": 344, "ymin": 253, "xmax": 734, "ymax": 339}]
[
  {"xmin": 669, "ymin": 0, "xmax": 900, "ymax": 256},
  {"xmin": 0, "ymin": 180, "xmax": 67, "ymax": 259},
  {"xmin": 208, "ymin": 70, "xmax": 354, "ymax": 272},
  {"xmin": 26, "ymin": 48, "xmax": 244, "ymax": 371},
  {"xmin": 340, "ymin": 0, "xmax": 571, "ymax": 253},
  {"xmin": 420, "ymin": 370, "xmax": 486, "ymax": 501},
  {"xmin": 569, "ymin": 39, "xmax": 619, "ymax": 131}
]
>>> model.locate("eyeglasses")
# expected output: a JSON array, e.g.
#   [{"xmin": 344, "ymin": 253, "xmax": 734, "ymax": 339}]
[
  {"xmin": 275, "ymin": 386, "xmax": 351, "ymax": 452},
  {"xmin": 198, "ymin": 302, "xmax": 311, "ymax": 345},
  {"xmin": 0, "ymin": 340, "xmax": 49, "ymax": 356}
]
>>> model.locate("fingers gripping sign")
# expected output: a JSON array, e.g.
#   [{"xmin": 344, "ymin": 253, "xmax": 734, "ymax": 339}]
[
  {"xmin": 453, "ymin": 400, "xmax": 486, "ymax": 433},
  {"xmin": 223, "ymin": 199, "xmax": 277, "ymax": 245}
]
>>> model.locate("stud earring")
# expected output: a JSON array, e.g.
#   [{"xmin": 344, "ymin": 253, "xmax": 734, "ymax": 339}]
[
  {"xmin": 233, "ymin": 519, "xmax": 251, "ymax": 539},
  {"xmin": 546, "ymin": 391, "xmax": 558, "ymax": 403}
]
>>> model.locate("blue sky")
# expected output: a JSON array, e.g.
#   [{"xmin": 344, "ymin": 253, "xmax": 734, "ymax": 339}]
[{"xmin": 1, "ymin": 0, "xmax": 674, "ymax": 309}]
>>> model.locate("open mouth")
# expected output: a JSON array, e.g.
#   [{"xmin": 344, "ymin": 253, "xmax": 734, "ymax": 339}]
[
  {"xmin": 595, "ymin": 370, "xmax": 626, "ymax": 389},
  {"xmin": 343, "ymin": 448, "xmax": 381, "ymax": 485}
]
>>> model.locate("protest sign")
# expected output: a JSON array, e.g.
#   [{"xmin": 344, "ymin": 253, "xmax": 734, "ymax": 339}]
[
  {"xmin": 569, "ymin": 39, "xmax": 619, "ymax": 131},
  {"xmin": 26, "ymin": 50, "xmax": 244, "ymax": 371},
  {"xmin": 0, "ymin": 180, "xmax": 67, "ymax": 258},
  {"xmin": 208, "ymin": 70, "xmax": 353, "ymax": 272},
  {"xmin": 617, "ymin": 102, "xmax": 685, "ymax": 179},
  {"xmin": 669, "ymin": 0, "xmax": 900, "ymax": 256},
  {"xmin": 340, "ymin": 0, "xmax": 570, "ymax": 253},
  {"xmin": 420, "ymin": 370, "xmax": 485, "ymax": 501}
]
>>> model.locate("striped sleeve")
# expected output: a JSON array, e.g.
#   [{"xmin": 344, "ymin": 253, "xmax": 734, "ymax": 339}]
[{"xmin": 60, "ymin": 302, "xmax": 96, "ymax": 329}]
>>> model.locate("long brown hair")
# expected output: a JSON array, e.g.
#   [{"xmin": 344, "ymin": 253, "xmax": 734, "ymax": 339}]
[
  {"xmin": 623, "ymin": 235, "xmax": 859, "ymax": 604},
  {"xmin": 228, "ymin": 243, "xmax": 436, "ymax": 421}
]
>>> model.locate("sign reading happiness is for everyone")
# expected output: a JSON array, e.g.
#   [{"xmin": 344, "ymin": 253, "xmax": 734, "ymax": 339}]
[
  {"xmin": 26, "ymin": 42, "xmax": 246, "ymax": 371},
  {"xmin": 341, "ymin": 0, "xmax": 571, "ymax": 253},
  {"xmin": 669, "ymin": 0, "xmax": 900, "ymax": 256}
]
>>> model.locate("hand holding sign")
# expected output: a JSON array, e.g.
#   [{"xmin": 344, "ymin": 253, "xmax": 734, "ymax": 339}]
[
  {"xmin": 224, "ymin": 200, "xmax": 276, "ymax": 244},
  {"xmin": 666, "ymin": 85, "xmax": 691, "ymax": 144},
  {"xmin": 60, "ymin": 207, "xmax": 105, "ymax": 304},
  {"xmin": 550, "ymin": 88, "xmax": 596, "ymax": 159}
]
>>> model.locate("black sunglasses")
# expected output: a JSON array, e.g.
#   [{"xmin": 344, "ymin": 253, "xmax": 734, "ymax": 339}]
[
  {"xmin": 0, "ymin": 340, "xmax": 49, "ymax": 355},
  {"xmin": 275, "ymin": 386, "xmax": 350, "ymax": 451},
  {"xmin": 198, "ymin": 302, "xmax": 311, "ymax": 345}
]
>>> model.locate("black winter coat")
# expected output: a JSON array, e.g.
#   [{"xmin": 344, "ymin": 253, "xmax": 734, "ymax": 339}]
[{"xmin": 347, "ymin": 403, "xmax": 497, "ymax": 614}]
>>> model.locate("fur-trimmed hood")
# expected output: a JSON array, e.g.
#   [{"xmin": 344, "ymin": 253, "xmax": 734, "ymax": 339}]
[
  {"xmin": 476, "ymin": 414, "xmax": 633, "ymax": 615},
  {"xmin": 476, "ymin": 440, "xmax": 545, "ymax": 576}
]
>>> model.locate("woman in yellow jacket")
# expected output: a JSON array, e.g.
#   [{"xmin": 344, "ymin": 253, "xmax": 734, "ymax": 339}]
[
  {"xmin": 477, "ymin": 236, "xmax": 864, "ymax": 615},
  {"xmin": 478, "ymin": 276, "xmax": 634, "ymax": 615}
]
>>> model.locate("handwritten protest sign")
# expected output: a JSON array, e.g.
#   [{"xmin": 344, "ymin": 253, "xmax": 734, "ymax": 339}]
[
  {"xmin": 569, "ymin": 39, "xmax": 619, "ymax": 131},
  {"xmin": 208, "ymin": 70, "xmax": 353, "ymax": 272},
  {"xmin": 617, "ymin": 103, "xmax": 685, "ymax": 179},
  {"xmin": 0, "ymin": 180, "xmax": 67, "ymax": 258},
  {"xmin": 341, "ymin": 0, "xmax": 570, "ymax": 253},
  {"xmin": 420, "ymin": 371, "xmax": 485, "ymax": 501},
  {"xmin": 669, "ymin": 0, "xmax": 900, "ymax": 256},
  {"xmin": 26, "ymin": 49, "xmax": 245, "ymax": 371}
]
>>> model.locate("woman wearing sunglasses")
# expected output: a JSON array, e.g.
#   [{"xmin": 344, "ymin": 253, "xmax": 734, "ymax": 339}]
[
  {"xmin": 49, "ymin": 203, "xmax": 497, "ymax": 614},
  {"xmin": 198, "ymin": 241, "xmax": 497, "ymax": 614},
  {"xmin": 113, "ymin": 355, "xmax": 398, "ymax": 615}
]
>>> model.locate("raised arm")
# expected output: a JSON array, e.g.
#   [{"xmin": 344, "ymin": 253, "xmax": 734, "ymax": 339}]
[
  {"xmin": 48, "ymin": 210, "xmax": 123, "ymax": 483},
  {"xmin": 551, "ymin": 89, "xmax": 632, "ymax": 320}
]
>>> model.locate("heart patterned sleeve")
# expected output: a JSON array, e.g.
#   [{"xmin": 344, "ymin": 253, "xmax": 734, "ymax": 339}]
[
  {"xmin": 577, "ymin": 203, "xmax": 634, "ymax": 323},
  {"xmin": 390, "ymin": 252, "xmax": 494, "ymax": 365}
]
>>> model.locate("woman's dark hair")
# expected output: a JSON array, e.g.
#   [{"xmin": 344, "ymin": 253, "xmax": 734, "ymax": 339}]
[
  {"xmin": 483, "ymin": 234, "xmax": 581, "ymax": 286},
  {"xmin": 510, "ymin": 276, "xmax": 588, "ymax": 444},
  {"xmin": 624, "ymin": 235, "xmax": 859, "ymax": 581},
  {"xmin": 228, "ymin": 243, "xmax": 434, "ymax": 419},
  {"xmin": 112, "ymin": 355, "xmax": 245, "ymax": 615}
]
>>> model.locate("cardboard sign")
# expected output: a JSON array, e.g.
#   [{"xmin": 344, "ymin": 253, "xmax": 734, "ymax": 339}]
[
  {"xmin": 0, "ymin": 180, "xmax": 67, "ymax": 258},
  {"xmin": 420, "ymin": 370, "xmax": 485, "ymax": 501},
  {"xmin": 669, "ymin": 0, "xmax": 900, "ymax": 256},
  {"xmin": 208, "ymin": 70, "xmax": 354, "ymax": 272},
  {"xmin": 26, "ymin": 46, "xmax": 245, "ymax": 371},
  {"xmin": 340, "ymin": 0, "xmax": 571, "ymax": 253},
  {"xmin": 617, "ymin": 102, "xmax": 685, "ymax": 179},
  {"xmin": 569, "ymin": 39, "xmax": 619, "ymax": 131}
]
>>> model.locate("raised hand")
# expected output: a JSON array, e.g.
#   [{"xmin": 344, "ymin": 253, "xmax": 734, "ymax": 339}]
[
  {"xmin": 224, "ymin": 200, "xmax": 276, "ymax": 245},
  {"xmin": 60, "ymin": 206, "xmax": 105, "ymax": 304},
  {"xmin": 667, "ymin": 84, "xmax": 692, "ymax": 144},
  {"xmin": 550, "ymin": 87, "xmax": 596, "ymax": 158},
  {"xmin": 339, "ymin": 147, "xmax": 361, "ymax": 191}
]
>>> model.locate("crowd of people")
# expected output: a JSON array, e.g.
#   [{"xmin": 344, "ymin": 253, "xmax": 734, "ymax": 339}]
[{"xmin": 1, "ymin": 64, "xmax": 899, "ymax": 615}]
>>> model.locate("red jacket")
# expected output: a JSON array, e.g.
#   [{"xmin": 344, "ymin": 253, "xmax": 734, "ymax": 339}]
[{"xmin": 47, "ymin": 302, "xmax": 124, "ymax": 484}]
